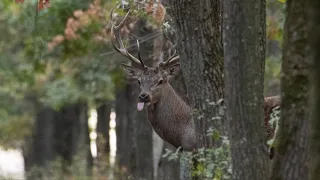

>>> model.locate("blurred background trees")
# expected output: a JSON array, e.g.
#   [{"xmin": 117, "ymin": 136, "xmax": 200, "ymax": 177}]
[{"xmin": 0, "ymin": 0, "xmax": 285, "ymax": 179}]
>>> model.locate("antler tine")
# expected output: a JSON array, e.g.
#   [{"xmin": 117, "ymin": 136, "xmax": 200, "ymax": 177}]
[
  {"xmin": 110, "ymin": 8, "xmax": 145, "ymax": 69},
  {"xmin": 136, "ymin": 39, "xmax": 145, "ymax": 67},
  {"xmin": 167, "ymin": 49, "xmax": 179, "ymax": 62},
  {"xmin": 160, "ymin": 47, "xmax": 180, "ymax": 68}
]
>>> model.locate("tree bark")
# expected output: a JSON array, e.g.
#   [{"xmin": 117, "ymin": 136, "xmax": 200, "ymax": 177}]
[
  {"xmin": 309, "ymin": 1, "xmax": 320, "ymax": 180},
  {"xmin": 223, "ymin": 0, "xmax": 270, "ymax": 179},
  {"xmin": 96, "ymin": 101, "xmax": 112, "ymax": 175},
  {"xmin": 54, "ymin": 103, "xmax": 92, "ymax": 176},
  {"xmin": 167, "ymin": 1, "xmax": 224, "ymax": 179},
  {"xmin": 168, "ymin": 0, "xmax": 224, "ymax": 148},
  {"xmin": 115, "ymin": 88, "xmax": 130, "ymax": 173},
  {"xmin": 270, "ymin": 0, "xmax": 310, "ymax": 179},
  {"xmin": 25, "ymin": 106, "xmax": 56, "ymax": 180}
]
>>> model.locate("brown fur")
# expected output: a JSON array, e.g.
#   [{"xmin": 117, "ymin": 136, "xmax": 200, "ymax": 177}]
[
  {"xmin": 263, "ymin": 95, "xmax": 281, "ymax": 159},
  {"xmin": 146, "ymin": 82, "xmax": 196, "ymax": 151},
  {"xmin": 264, "ymin": 95, "xmax": 281, "ymax": 140}
]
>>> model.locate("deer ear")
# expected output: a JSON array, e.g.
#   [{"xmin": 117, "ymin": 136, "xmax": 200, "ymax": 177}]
[
  {"xmin": 163, "ymin": 63, "xmax": 180, "ymax": 80},
  {"xmin": 121, "ymin": 64, "xmax": 142, "ymax": 79}
]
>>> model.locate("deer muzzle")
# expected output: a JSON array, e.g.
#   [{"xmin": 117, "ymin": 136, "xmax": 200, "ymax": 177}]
[{"xmin": 137, "ymin": 93, "xmax": 150, "ymax": 111}]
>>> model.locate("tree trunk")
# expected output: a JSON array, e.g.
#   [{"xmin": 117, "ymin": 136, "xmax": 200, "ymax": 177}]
[
  {"xmin": 96, "ymin": 101, "xmax": 112, "ymax": 175},
  {"xmin": 25, "ymin": 106, "xmax": 56, "ymax": 180},
  {"xmin": 115, "ymin": 88, "xmax": 131, "ymax": 174},
  {"xmin": 168, "ymin": 0, "xmax": 224, "ymax": 147},
  {"xmin": 25, "ymin": 102, "xmax": 92, "ymax": 179},
  {"xmin": 223, "ymin": 0, "xmax": 270, "ymax": 179},
  {"xmin": 270, "ymin": 0, "xmax": 310, "ymax": 179},
  {"xmin": 54, "ymin": 102, "xmax": 92, "ymax": 176},
  {"xmin": 168, "ymin": 1, "xmax": 224, "ymax": 179},
  {"xmin": 309, "ymin": 1, "xmax": 320, "ymax": 179}
]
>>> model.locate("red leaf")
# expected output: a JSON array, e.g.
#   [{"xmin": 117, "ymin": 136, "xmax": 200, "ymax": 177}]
[
  {"xmin": 38, "ymin": 0, "xmax": 50, "ymax": 11},
  {"xmin": 15, "ymin": 0, "xmax": 24, "ymax": 3}
]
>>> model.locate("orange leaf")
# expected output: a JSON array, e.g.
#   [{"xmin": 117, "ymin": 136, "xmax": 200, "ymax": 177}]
[
  {"xmin": 15, "ymin": 0, "xmax": 24, "ymax": 3},
  {"xmin": 38, "ymin": 0, "xmax": 50, "ymax": 11}
]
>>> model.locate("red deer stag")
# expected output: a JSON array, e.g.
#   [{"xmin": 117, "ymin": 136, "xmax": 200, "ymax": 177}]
[
  {"xmin": 110, "ymin": 8, "xmax": 281, "ymax": 157},
  {"xmin": 110, "ymin": 9, "xmax": 197, "ymax": 151}
]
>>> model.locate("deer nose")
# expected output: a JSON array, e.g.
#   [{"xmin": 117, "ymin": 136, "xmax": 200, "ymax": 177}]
[{"xmin": 138, "ymin": 93, "xmax": 150, "ymax": 102}]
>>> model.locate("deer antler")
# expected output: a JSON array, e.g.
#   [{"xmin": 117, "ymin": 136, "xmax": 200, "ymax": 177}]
[
  {"xmin": 159, "ymin": 41, "xmax": 180, "ymax": 68},
  {"xmin": 110, "ymin": 8, "xmax": 145, "ymax": 69}
]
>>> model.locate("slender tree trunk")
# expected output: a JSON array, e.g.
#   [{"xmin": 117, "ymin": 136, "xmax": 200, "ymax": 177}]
[
  {"xmin": 115, "ymin": 88, "xmax": 131, "ymax": 175},
  {"xmin": 97, "ymin": 102, "xmax": 112, "ymax": 155},
  {"xmin": 309, "ymin": 1, "xmax": 320, "ymax": 179},
  {"xmin": 96, "ymin": 101, "xmax": 112, "ymax": 174},
  {"xmin": 270, "ymin": 0, "xmax": 310, "ymax": 179},
  {"xmin": 223, "ymin": 0, "xmax": 269, "ymax": 179}
]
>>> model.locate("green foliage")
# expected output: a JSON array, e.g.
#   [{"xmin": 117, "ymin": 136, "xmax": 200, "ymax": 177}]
[
  {"xmin": 191, "ymin": 138, "xmax": 232, "ymax": 180},
  {"xmin": 163, "ymin": 99, "xmax": 231, "ymax": 180},
  {"xmin": 162, "ymin": 135, "xmax": 232, "ymax": 180},
  {"xmin": 0, "ymin": 0, "xmax": 122, "ymax": 147},
  {"xmin": 0, "ymin": 0, "xmax": 165, "ymax": 149},
  {"xmin": 267, "ymin": 0, "xmax": 285, "ymax": 45}
]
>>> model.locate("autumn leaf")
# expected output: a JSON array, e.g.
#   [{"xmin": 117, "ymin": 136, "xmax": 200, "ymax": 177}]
[
  {"xmin": 278, "ymin": 0, "xmax": 286, "ymax": 3},
  {"xmin": 38, "ymin": 0, "xmax": 50, "ymax": 11},
  {"xmin": 15, "ymin": 0, "xmax": 24, "ymax": 3}
]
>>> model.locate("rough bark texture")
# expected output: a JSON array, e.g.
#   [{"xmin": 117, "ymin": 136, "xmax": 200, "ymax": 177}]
[
  {"xmin": 309, "ymin": 1, "xmax": 320, "ymax": 179},
  {"xmin": 168, "ymin": 0, "xmax": 224, "ymax": 150},
  {"xmin": 270, "ymin": 0, "xmax": 310, "ymax": 179},
  {"xmin": 223, "ymin": 0, "xmax": 270, "ymax": 179},
  {"xmin": 167, "ymin": 1, "xmax": 224, "ymax": 179}
]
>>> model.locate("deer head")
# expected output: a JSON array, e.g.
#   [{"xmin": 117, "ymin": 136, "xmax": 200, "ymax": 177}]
[{"xmin": 110, "ymin": 9, "xmax": 180, "ymax": 111}]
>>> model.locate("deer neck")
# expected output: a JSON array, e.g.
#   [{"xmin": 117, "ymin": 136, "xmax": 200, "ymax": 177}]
[
  {"xmin": 146, "ymin": 83, "xmax": 191, "ymax": 123},
  {"xmin": 145, "ymin": 82, "xmax": 192, "ymax": 148}
]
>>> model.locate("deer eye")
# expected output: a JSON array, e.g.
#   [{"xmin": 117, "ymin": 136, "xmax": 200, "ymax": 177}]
[
  {"xmin": 138, "ymin": 80, "xmax": 141, "ymax": 85},
  {"xmin": 157, "ymin": 80, "xmax": 163, "ymax": 86}
]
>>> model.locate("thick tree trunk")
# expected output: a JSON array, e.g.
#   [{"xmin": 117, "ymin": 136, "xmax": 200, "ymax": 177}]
[
  {"xmin": 309, "ymin": 1, "xmax": 320, "ymax": 179},
  {"xmin": 168, "ymin": 0, "xmax": 224, "ymax": 147},
  {"xmin": 223, "ymin": 0, "xmax": 270, "ymax": 179},
  {"xmin": 168, "ymin": 1, "xmax": 224, "ymax": 179},
  {"xmin": 270, "ymin": 0, "xmax": 310, "ymax": 179}
]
